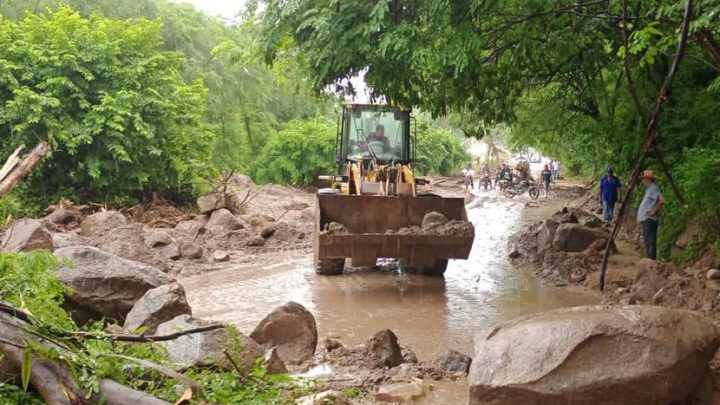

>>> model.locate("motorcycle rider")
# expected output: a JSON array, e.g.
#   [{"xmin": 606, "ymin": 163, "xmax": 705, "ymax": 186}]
[
  {"xmin": 480, "ymin": 163, "xmax": 492, "ymax": 189},
  {"xmin": 462, "ymin": 164, "xmax": 475, "ymax": 189}
]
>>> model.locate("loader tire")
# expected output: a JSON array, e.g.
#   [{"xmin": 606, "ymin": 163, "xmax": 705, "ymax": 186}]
[
  {"xmin": 419, "ymin": 259, "xmax": 448, "ymax": 277},
  {"xmin": 315, "ymin": 258, "xmax": 345, "ymax": 275}
]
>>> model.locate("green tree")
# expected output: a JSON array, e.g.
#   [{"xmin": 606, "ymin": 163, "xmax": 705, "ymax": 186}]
[{"xmin": 0, "ymin": 7, "xmax": 214, "ymax": 204}]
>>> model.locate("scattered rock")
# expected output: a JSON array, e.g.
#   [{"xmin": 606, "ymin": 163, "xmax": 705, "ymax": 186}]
[
  {"xmin": 1, "ymin": 219, "xmax": 55, "ymax": 252},
  {"xmin": 375, "ymin": 381, "xmax": 426, "ymax": 403},
  {"xmin": 54, "ymin": 246, "xmax": 173, "ymax": 321},
  {"xmin": 542, "ymin": 251, "xmax": 592, "ymax": 283},
  {"xmin": 324, "ymin": 222, "xmax": 348, "ymax": 235},
  {"xmin": 265, "ymin": 347, "xmax": 288, "ymax": 374},
  {"xmin": 536, "ymin": 219, "xmax": 558, "ymax": 254},
  {"xmin": 212, "ymin": 250, "xmax": 230, "ymax": 262},
  {"xmin": 197, "ymin": 193, "xmax": 226, "ymax": 214},
  {"xmin": 79, "ymin": 211, "xmax": 127, "ymax": 237},
  {"xmin": 706, "ymin": 269, "xmax": 720, "ymax": 280},
  {"xmin": 260, "ymin": 225, "xmax": 276, "ymax": 238},
  {"xmin": 433, "ymin": 350, "xmax": 472, "ymax": 374},
  {"xmin": 146, "ymin": 231, "xmax": 174, "ymax": 248},
  {"xmin": 250, "ymin": 302, "xmax": 318, "ymax": 364},
  {"xmin": 241, "ymin": 214, "xmax": 275, "ymax": 228},
  {"xmin": 206, "ymin": 208, "xmax": 244, "ymax": 230},
  {"xmin": 552, "ymin": 223, "xmax": 612, "ymax": 252},
  {"xmin": 578, "ymin": 215, "xmax": 602, "ymax": 228},
  {"xmin": 246, "ymin": 236, "xmax": 266, "ymax": 247},
  {"xmin": 322, "ymin": 338, "xmax": 343, "ymax": 352},
  {"xmin": 180, "ymin": 242, "xmax": 204, "ymax": 260},
  {"xmin": 156, "ymin": 315, "xmax": 263, "ymax": 372},
  {"xmin": 468, "ymin": 305, "xmax": 720, "ymax": 405},
  {"xmin": 366, "ymin": 329, "xmax": 403, "ymax": 369},
  {"xmin": 44, "ymin": 207, "xmax": 80, "ymax": 225},
  {"xmin": 123, "ymin": 283, "xmax": 192, "ymax": 334},
  {"xmin": 297, "ymin": 391, "xmax": 350, "ymax": 405},
  {"xmin": 175, "ymin": 219, "xmax": 205, "ymax": 235},
  {"xmin": 421, "ymin": 211, "xmax": 449, "ymax": 230}
]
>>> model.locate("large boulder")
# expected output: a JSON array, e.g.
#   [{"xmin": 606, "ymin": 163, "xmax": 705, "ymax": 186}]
[
  {"xmin": 156, "ymin": 315, "xmax": 264, "ymax": 373},
  {"xmin": 197, "ymin": 193, "xmax": 226, "ymax": 214},
  {"xmin": 94, "ymin": 225, "xmax": 172, "ymax": 273},
  {"xmin": 1, "ymin": 219, "xmax": 55, "ymax": 252},
  {"xmin": 552, "ymin": 223, "xmax": 611, "ymax": 252},
  {"xmin": 536, "ymin": 219, "xmax": 559, "ymax": 255},
  {"xmin": 366, "ymin": 329, "xmax": 403, "ymax": 369},
  {"xmin": 79, "ymin": 211, "xmax": 127, "ymax": 237},
  {"xmin": 206, "ymin": 208, "xmax": 244, "ymax": 230},
  {"xmin": 469, "ymin": 305, "xmax": 720, "ymax": 405},
  {"xmin": 54, "ymin": 246, "xmax": 173, "ymax": 321},
  {"xmin": 123, "ymin": 283, "xmax": 192, "ymax": 334},
  {"xmin": 250, "ymin": 302, "xmax": 318, "ymax": 364}
]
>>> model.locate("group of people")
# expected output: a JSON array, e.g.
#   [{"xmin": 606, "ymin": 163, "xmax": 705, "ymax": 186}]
[
  {"xmin": 461, "ymin": 163, "xmax": 515, "ymax": 190},
  {"xmin": 599, "ymin": 167, "xmax": 664, "ymax": 260}
]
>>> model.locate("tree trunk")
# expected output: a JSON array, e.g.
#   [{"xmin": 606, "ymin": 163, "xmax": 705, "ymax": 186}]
[
  {"xmin": 0, "ymin": 313, "xmax": 169, "ymax": 405},
  {"xmin": 0, "ymin": 142, "xmax": 50, "ymax": 198}
]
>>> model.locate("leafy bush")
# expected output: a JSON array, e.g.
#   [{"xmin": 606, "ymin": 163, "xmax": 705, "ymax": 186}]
[
  {"xmin": 0, "ymin": 7, "xmax": 215, "ymax": 205},
  {"xmin": 414, "ymin": 124, "xmax": 470, "ymax": 176},
  {"xmin": 658, "ymin": 147, "xmax": 720, "ymax": 261},
  {"xmin": 254, "ymin": 119, "xmax": 336, "ymax": 185}
]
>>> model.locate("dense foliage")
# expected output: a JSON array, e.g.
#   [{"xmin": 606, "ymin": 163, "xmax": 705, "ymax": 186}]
[
  {"xmin": 414, "ymin": 124, "xmax": 470, "ymax": 176},
  {"xmin": 0, "ymin": 7, "xmax": 213, "ymax": 205}
]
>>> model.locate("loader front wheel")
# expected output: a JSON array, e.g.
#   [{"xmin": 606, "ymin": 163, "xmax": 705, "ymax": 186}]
[
  {"xmin": 315, "ymin": 258, "xmax": 345, "ymax": 275},
  {"xmin": 419, "ymin": 259, "xmax": 448, "ymax": 277}
]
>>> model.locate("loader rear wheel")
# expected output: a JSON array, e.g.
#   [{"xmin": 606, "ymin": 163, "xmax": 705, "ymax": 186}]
[
  {"xmin": 315, "ymin": 258, "xmax": 345, "ymax": 275},
  {"xmin": 419, "ymin": 259, "xmax": 449, "ymax": 277}
]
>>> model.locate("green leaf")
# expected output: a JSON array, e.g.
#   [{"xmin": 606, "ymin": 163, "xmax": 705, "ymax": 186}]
[{"xmin": 21, "ymin": 344, "xmax": 32, "ymax": 392}]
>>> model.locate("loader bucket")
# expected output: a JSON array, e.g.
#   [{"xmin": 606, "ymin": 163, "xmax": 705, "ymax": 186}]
[{"xmin": 313, "ymin": 194, "xmax": 474, "ymax": 270}]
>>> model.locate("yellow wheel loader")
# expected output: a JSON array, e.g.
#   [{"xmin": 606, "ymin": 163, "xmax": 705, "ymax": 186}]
[{"xmin": 314, "ymin": 104, "xmax": 475, "ymax": 276}]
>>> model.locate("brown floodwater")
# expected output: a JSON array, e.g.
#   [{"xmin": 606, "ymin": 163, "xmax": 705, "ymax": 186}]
[{"xmin": 181, "ymin": 191, "xmax": 597, "ymax": 362}]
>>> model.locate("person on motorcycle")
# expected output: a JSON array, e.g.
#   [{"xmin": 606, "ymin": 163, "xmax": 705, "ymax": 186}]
[
  {"xmin": 480, "ymin": 163, "xmax": 492, "ymax": 190},
  {"xmin": 462, "ymin": 164, "xmax": 475, "ymax": 189}
]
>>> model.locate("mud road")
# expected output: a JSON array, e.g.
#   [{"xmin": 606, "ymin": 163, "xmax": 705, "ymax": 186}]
[{"xmin": 181, "ymin": 185, "xmax": 598, "ymax": 365}]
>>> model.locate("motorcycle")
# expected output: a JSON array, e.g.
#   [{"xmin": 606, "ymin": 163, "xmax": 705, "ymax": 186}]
[
  {"xmin": 503, "ymin": 179, "xmax": 539, "ymax": 200},
  {"xmin": 463, "ymin": 174, "xmax": 474, "ymax": 189},
  {"xmin": 480, "ymin": 173, "xmax": 493, "ymax": 190}
]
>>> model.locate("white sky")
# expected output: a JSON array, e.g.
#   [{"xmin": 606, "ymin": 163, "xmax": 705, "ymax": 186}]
[{"xmin": 168, "ymin": 0, "xmax": 246, "ymax": 19}]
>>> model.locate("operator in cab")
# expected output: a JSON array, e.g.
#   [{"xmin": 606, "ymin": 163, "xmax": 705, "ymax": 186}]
[{"xmin": 366, "ymin": 125, "xmax": 391, "ymax": 152}]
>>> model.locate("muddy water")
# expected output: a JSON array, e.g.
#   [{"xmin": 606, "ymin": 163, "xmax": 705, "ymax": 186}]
[{"xmin": 181, "ymin": 190, "xmax": 598, "ymax": 362}]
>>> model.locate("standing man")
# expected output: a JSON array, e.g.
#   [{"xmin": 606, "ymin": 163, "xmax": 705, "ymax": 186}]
[
  {"xmin": 462, "ymin": 164, "xmax": 475, "ymax": 189},
  {"xmin": 541, "ymin": 164, "xmax": 553, "ymax": 198},
  {"xmin": 554, "ymin": 160, "xmax": 561, "ymax": 180},
  {"xmin": 637, "ymin": 170, "xmax": 664, "ymax": 260},
  {"xmin": 599, "ymin": 167, "xmax": 622, "ymax": 226}
]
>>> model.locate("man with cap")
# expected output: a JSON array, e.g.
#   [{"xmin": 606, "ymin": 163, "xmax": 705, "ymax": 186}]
[
  {"xmin": 637, "ymin": 169, "xmax": 664, "ymax": 260},
  {"xmin": 599, "ymin": 167, "xmax": 622, "ymax": 226}
]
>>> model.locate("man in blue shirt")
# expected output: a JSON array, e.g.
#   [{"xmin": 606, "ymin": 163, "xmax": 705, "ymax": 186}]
[
  {"xmin": 599, "ymin": 167, "xmax": 622, "ymax": 226},
  {"xmin": 637, "ymin": 170, "xmax": 664, "ymax": 260}
]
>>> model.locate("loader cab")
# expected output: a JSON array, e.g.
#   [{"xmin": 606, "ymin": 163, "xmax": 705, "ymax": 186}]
[{"xmin": 337, "ymin": 104, "xmax": 412, "ymax": 172}]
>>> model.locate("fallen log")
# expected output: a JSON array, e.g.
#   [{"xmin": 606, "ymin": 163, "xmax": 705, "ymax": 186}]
[
  {"xmin": 0, "ymin": 313, "xmax": 169, "ymax": 405},
  {"xmin": 0, "ymin": 142, "xmax": 50, "ymax": 199}
]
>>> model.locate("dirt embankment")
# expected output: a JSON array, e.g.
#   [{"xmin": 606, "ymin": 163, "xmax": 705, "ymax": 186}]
[{"xmin": 509, "ymin": 182, "xmax": 720, "ymax": 324}]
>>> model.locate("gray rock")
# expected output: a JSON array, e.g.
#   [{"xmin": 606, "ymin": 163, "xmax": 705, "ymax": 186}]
[
  {"xmin": 1, "ymin": 219, "xmax": 55, "ymax": 252},
  {"xmin": 536, "ymin": 219, "xmax": 558, "ymax": 255},
  {"xmin": 54, "ymin": 246, "xmax": 173, "ymax": 321},
  {"xmin": 94, "ymin": 225, "xmax": 171, "ymax": 273},
  {"xmin": 433, "ymin": 349, "xmax": 472, "ymax": 374},
  {"xmin": 123, "ymin": 283, "xmax": 191, "ymax": 334},
  {"xmin": 79, "ymin": 211, "xmax": 127, "ymax": 237},
  {"xmin": 421, "ymin": 211, "xmax": 448, "ymax": 230},
  {"xmin": 366, "ymin": 329, "xmax": 403, "ymax": 369},
  {"xmin": 250, "ymin": 302, "xmax": 318, "ymax": 364},
  {"xmin": 469, "ymin": 305, "xmax": 720, "ymax": 405},
  {"xmin": 212, "ymin": 250, "xmax": 230, "ymax": 262},
  {"xmin": 265, "ymin": 347, "xmax": 288, "ymax": 374},
  {"xmin": 706, "ymin": 269, "xmax": 720, "ymax": 280},
  {"xmin": 180, "ymin": 242, "xmax": 204, "ymax": 260},
  {"xmin": 197, "ymin": 193, "xmax": 226, "ymax": 214},
  {"xmin": 44, "ymin": 207, "xmax": 80, "ymax": 225},
  {"xmin": 552, "ymin": 223, "xmax": 611, "ymax": 252},
  {"xmin": 146, "ymin": 231, "xmax": 174, "ymax": 248},
  {"xmin": 246, "ymin": 236, "xmax": 266, "ymax": 247},
  {"xmin": 156, "ymin": 315, "xmax": 264, "ymax": 372},
  {"xmin": 206, "ymin": 208, "xmax": 244, "ymax": 230}
]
